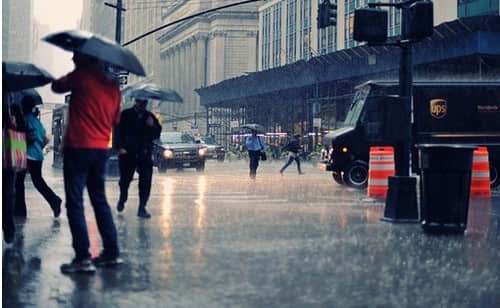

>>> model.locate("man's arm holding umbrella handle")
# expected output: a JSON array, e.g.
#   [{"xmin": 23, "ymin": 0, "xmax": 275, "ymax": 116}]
[{"xmin": 51, "ymin": 71, "xmax": 77, "ymax": 93}]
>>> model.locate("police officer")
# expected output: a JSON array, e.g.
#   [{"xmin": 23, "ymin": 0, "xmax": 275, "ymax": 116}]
[{"xmin": 116, "ymin": 98, "xmax": 162, "ymax": 218}]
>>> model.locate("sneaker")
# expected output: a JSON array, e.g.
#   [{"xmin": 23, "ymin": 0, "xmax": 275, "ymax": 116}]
[
  {"xmin": 137, "ymin": 209, "xmax": 151, "ymax": 219},
  {"xmin": 52, "ymin": 198, "xmax": 62, "ymax": 218},
  {"xmin": 279, "ymin": 170, "xmax": 284, "ymax": 176},
  {"xmin": 92, "ymin": 254, "xmax": 123, "ymax": 267},
  {"xmin": 117, "ymin": 201, "xmax": 125, "ymax": 213},
  {"xmin": 60, "ymin": 258, "xmax": 96, "ymax": 274}
]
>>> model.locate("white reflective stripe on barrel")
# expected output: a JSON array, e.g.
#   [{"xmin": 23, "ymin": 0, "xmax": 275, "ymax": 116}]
[
  {"xmin": 472, "ymin": 172, "xmax": 490, "ymax": 178},
  {"xmin": 473, "ymin": 156, "xmax": 489, "ymax": 162},
  {"xmin": 370, "ymin": 155, "xmax": 394, "ymax": 161},
  {"xmin": 368, "ymin": 179, "xmax": 388, "ymax": 186},
  {"xmin": 369, "ymin": 164, "xmax": 395, "ymax": 170}
]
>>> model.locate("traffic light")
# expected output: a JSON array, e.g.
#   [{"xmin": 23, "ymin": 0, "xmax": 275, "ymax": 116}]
[
  {"xmin": 317, "ymin": 0, "xmax": 337, "ymax": 29},
  {"xmin": 353, "ymin": 8, "xmax": 388, "ymax": 43},
  {"xmin": 406, "ymin": 1, "xmax": 434, "ymax": 40}
]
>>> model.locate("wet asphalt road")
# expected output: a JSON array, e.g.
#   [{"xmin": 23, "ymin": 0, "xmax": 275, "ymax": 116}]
[{"xmin": 3, "ymin": 158, "xmax": 500, "ymax": 307}]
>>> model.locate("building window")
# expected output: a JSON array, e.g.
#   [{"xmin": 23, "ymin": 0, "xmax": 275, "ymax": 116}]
[
  {"xmin": 272, "ymin": 3, "xmax": 282, "ymax": 68},
  {"xmin": 286, "ymin": 0, "xmax": 297, "ymax": 64},
  {"xmin": 458, "ymin": 0, "xmax": 499, "ymax": 17},
  {"xmin": 300, "ymin": 0, "xmax": 312, "ymax": 60},
  {"xmin": 388, "ymin": 0, "xmax": 402, "ymax": 37},
  {"xmin": 318, "ymin": 1, "xmax": 337, "ymax": 55},
  {"xmin": 262, "ymin": 8, "xmax": 272, "ymax": 70}
]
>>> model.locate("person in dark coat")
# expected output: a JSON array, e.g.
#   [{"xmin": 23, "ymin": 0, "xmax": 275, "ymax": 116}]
[
  {"xmin": 279, "ymin": 134, "xmax": 304, "ymax": 175},
  {"xmin": 116, "ymin": 98, "xmax": 162, "ymax": 218}
]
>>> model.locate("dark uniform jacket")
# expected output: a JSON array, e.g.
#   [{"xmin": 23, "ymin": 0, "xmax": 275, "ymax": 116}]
[
  {"xmin": 282, "ymin": 139, "xmax": 301, "ymax": 154},
  {"xmin": 117, "ymin": 107, "xmax": 162, "ymax": 159}
]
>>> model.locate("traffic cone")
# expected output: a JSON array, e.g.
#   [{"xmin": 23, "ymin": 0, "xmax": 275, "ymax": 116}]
[
  {"xmin": 470, "ymin": 147, "xmax": 491, "ymax": 199},
  {"xmin": 367, "ymin": 146, "xmax": 395, "ymax": 199}
]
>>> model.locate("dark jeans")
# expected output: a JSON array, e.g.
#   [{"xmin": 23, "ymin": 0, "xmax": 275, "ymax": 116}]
[
  {"xmin": 3, "ymin": 168, "xmax": 16, "ymax": 241},
  {"xmin": 118, "ymin": 153, "xmax": 153, "ymax": 209},
  {"xmin": 15, "ymin": 159, "xmax": 61, "ymax": 217},
  {"xmin": 248, "ymin": 150, "xmax": 261, "ymax": 178},
  {"xmin": 280, "ymin": 154, "xmax": 302, "ymax": 174},
  {"xmin": 64, "ymin": 148, "xmax": 119, "ymax": 260}
]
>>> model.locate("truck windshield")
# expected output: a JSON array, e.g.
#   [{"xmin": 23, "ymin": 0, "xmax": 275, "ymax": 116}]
[{"xmin": 344, "ymin": 86, "xmax": 370, "ymax": 126}]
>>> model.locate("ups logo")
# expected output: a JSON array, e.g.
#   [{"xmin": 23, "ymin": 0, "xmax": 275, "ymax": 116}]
[{"xmin": 430, "ymin": 99, "xmax": 447, "ymax": 119}]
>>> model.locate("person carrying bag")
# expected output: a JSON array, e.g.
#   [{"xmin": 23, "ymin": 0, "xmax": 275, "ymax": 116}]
[
  {"xmin": 2, "ymin": 101, "xmax": 27, "ymax": 243},
  {"xmin": 246, "ymin": 129, "xmax": 266, "ymax": 179}
]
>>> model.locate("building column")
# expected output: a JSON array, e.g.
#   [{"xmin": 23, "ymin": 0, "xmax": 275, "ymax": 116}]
[
  {"xmin": 179, "ymin": 43, "xmax": 186, "ymax": 118},
  {"xmin": 173, "ymin": 46, "xmax": 181, "ymax": 119},
  {"xmin": 187, "ymin": 39, "xmax": 195, "ymax": 120}
]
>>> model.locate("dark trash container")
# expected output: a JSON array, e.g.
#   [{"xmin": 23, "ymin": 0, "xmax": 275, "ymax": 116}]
[{"xmin": 417, "ymin": 144, "xmax": 476, "ymax": 234}]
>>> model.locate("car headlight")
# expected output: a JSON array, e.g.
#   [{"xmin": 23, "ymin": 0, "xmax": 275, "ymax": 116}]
[
  {"xmin": 163, "ymin": 149, "xmax": 174, "ymax": 158},
  {"xmin": 198, "ymin": 148, "xmax": 207, "ymax": 156}
]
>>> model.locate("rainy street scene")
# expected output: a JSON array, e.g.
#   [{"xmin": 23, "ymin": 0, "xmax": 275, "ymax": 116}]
[{"xmin": 2, "ymin": 0, "xmax": 500, "ymax": 307}]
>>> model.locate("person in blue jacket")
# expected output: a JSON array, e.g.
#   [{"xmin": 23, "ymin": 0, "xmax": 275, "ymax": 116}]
[
  {"xmin": 15, "ymin": 96, "xmax": 62, "ymax": 218},
  {"xmin": 245, "ymin": 129, "xmax": 266, "ymax": 179}
]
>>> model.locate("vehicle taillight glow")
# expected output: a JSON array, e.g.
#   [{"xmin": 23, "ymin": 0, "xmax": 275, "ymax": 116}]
[{"xmin": 198, "ymin": 148, "xmax": 207, "ymax": 156}]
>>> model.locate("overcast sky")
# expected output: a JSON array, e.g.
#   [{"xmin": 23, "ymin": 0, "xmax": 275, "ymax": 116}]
[{"xmin": 33, "ymin": 0, "xmax": 83, "ymax": 104}]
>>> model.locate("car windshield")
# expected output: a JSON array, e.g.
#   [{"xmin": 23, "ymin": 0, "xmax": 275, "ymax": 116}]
[
  {"xmin": 201, "ymin": 136, "xmax": 217, "ymax": 145},
  {"xmin": 160, "ymin": 133, "xmax": 196, "ymax": 144}
]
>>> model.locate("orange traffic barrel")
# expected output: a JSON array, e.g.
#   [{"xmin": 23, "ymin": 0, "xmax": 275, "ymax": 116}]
[
  {"xmin": 367, "ymin": 146, "xmax": 395, "ymax": 199},
  {"xmin": 470, "ymin": 147, "xmax": 491, "ymax": 199}
]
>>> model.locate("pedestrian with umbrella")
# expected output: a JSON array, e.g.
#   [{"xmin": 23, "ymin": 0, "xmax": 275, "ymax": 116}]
[
  {"xmin": 116, "ymin": 84, "xmax": 168, "ymax": 218},
  {"xmin": 242, "ymin": 124, "xmax": 266, "ymax": 179},
  {"xmin": 14, "ymin": 90, "xmax": 62, "ymax": 219},
  {"xmin": 2, "ymin": 62, "xmax": 52, "ymax": 244},
  {"xmin": 45, "ymin": 29, "xmax": 146, "ymax": 274}
]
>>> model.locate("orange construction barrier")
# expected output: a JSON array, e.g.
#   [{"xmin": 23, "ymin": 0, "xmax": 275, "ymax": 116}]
[
  {"xmin": 470, "ymin": 147, "xmax": 491, "ymax": 199},
  {"xmin": 367, "ymin": 146, "xmax": 395, "ymax": 199}
]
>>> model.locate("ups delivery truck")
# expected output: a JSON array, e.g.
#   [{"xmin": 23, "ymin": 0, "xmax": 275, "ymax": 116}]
[{"xmin": 322, "ymin": 81, "xmax": 500, "ymax": 189}]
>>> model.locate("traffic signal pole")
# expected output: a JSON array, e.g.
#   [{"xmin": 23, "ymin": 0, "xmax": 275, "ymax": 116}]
[{"xmin": 104, "ymin": 0, "xmax": 126, "ymax": 44}]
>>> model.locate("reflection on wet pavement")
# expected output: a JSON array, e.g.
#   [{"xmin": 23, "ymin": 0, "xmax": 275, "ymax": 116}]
[{"xmin": 3, "ymin": 160, "xmax": 500, "ymax": 307}]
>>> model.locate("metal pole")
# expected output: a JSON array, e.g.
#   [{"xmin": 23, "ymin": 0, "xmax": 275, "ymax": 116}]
[
  {"xmin": 116, "ymin": 0, "xmax": 123, "ymax": 44},
  {"xmin": 396, "ymin": 6, "xmax": 412, "ymax": 177}
]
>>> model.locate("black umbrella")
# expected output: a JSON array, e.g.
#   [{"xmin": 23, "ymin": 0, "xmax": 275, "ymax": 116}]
[
  {"xmin": 122, "ymin": 83, "xmax": 183, "ymax": 103},
  {"xmin": 10, "ymin": 88, "xmax": 43, "ymax": 107},
  {"xmin": 2, "ymin": 61, "xmax": 54, "ymax": 91},
  {"xmin": 240, "ymin": 123, "xmax": 266, "ymax": 133},
  {"xmin": 42, "ymin": 30, "xmax": 146, "ymax": 76}
]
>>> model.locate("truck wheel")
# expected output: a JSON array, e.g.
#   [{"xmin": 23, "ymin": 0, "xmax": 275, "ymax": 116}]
[
  {"xmin": 342, "ymin": 162, "xmax": 368, "ymax": 189},
  {"xmin": 158, "ymin": 162, "xmax": 167, "ymax": 173},
  {"xmin": 491, "ymin": 163, "xmax": 499, "ymax": 188},
  {"xmin": 332, "ymin": 172, "xmax": 344, "ymax": 185},
  {"xmin": 196, "ymin": 162, "xmax": 205, "ymax": 172}
]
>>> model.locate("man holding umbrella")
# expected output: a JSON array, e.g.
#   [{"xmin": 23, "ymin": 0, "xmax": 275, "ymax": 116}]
[
  {"xmin": 51, "ymin": 52, "xmax": 122, "ymax": 273},
  {"xmin": 45, "ymin": 29, "xmax": 146, "ymax": 273},
  {"xmin": 245, "ymin": 125, "xmax": 266, "ymax": 179},
  {"xmin": 116, "ymin": 97, "xmax": 162, "ymax": 219}
]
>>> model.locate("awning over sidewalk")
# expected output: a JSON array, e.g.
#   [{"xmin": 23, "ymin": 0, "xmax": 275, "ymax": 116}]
[{"xmin": 196, "ymin": 15, "xmax": 500, "ymax": 107}]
